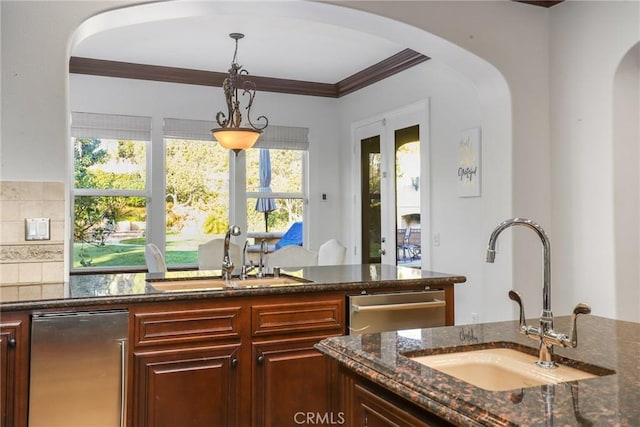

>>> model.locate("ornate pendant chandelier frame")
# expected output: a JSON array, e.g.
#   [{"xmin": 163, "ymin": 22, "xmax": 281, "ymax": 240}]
[{"xmin": 212, "ymin": 33, "xmax": 268, "ymax": 154}]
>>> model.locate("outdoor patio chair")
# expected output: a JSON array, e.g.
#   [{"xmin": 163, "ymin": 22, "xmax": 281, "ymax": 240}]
[
  {"xmin": 405, "ymin": 228, "xmax": 421, "ymax": 260},
  {"xmin": 264, "ymin": 245, "xmax": 318, "ymax": 269},
  {"xmin": 396, "ymin": 228, "xmax": 408, "ymax": 261},
  {"xmin": 275, "ymin": 221, "xmax": 303, "ymax": 250},
  {"xmin": 318, "ymin": 239, "xmax": 347, "ymax": 265},
  {"xmin": 198, "ymin": 238, "xmax": 241, "ymax": 271},
  {"xmin": 145, "ymin": 243, "xmax": 167, "ymax": 273}
]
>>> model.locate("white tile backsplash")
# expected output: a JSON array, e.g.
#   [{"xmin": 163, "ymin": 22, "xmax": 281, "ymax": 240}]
[{"xmin": 1, "ymin": 180, "xmax": 65, "ymax": 302}]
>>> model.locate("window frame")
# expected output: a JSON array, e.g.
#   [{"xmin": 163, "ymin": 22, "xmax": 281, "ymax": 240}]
[
  {"xmin": 70, "ymin": 112, "xmax": 152, "ymax": 273},
  {"xmin": 70, "ymin": 114, "xmax": 309, "ymax": 272}
]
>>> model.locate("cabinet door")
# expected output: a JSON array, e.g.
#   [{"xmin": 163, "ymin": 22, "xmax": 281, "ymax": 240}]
[
  {"xmin": 252, "ymin": 336, "xmax": 339, "ymax": 427},
  {"xmin": 134, "ymin": 344, "xmax": 241, "ymax": 427},
  {"xmin": 1, "ymin": 316, "xmax": 28, "ymax": 427},
  {"xmin": 350, "ymin": 382, "xmax": 451, "ymax": 427}
]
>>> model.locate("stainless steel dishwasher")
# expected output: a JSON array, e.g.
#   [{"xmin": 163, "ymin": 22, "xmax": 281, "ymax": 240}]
[
  {"xmin": 29, "ymin": 309, "xmax": 128, "ymax": 427},
  {"xmin": 348, "ymin": 290, "xmax": 446, "ymax": 334}
]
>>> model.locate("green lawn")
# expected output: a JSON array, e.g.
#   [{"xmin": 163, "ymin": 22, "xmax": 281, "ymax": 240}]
[{"xmin": 72, "ymin": 235, "xmax": 212, "ymax": 268}]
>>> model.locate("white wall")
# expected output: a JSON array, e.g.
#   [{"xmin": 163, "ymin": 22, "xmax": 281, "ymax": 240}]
[
  {"xmin": 612, "ymin": 43, "xmax": 640, "ymax": 322},
  {"xmin": 69, "ymin": 74, "xmax": 343, "ymax": 252},
  {"xmin": 335, "ymin": 0, "xmax": 549, "ymax": 321},
  {"xmin": 338, "ymin": 59, "xmax": 509, "ymax": 324},
  {"xmin": 550, "ymin": 1, "xmax": 640, "ymax": 320}
]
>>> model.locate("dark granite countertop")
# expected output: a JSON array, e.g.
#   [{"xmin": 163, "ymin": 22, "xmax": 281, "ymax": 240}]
[
  {"xmin": 0, "ymin": 264, "xmax": 466, "ymax": 311},
  {"xmin": 316, "ymin": 315, "xmax": 639, "ymax": 426}
]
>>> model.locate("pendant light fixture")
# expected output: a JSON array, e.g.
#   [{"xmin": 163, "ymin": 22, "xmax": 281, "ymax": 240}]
[{"xmin": 211, "ymin": 33, "xmax": 268, "ymax": 154}]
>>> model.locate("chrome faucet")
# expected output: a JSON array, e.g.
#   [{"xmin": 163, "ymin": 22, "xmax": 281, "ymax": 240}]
[
  {"xmin": 222, "ymin": 225, "xmax": 241, "ymax": 280},
  {"xmin": 486, "ymin": 218, "xmax": 591, "ymax": 368},
  {"xmin": 240, "ymin": 239, "xmax": 256, "ymax": 280},
  {"xmin": 256, "ymin": 239, "xmax": 267, "ymax": 278}
]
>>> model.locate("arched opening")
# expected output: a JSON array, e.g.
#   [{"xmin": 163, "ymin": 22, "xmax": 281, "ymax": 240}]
[
  {"xmin": 613, "ymin": 41, "xmax": 640, "ymax": 322},
  {"xmin": 68, "ymin": 0, "xmax": 513, "ymax": 324}
]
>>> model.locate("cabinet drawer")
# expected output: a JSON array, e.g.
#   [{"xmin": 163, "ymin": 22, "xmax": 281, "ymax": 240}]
[
  {"xmin": 252, "ymin": 298, "xmax": 344, "ymax": 337},
  {"xmin": 134, "ymin": 306, "xmax": 242, "ymax": 347}
]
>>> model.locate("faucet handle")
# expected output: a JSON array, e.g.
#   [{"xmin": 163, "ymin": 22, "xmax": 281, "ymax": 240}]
[
  {"xmin": 565, "ymin": 302, "xmax": 591, "ymax": 348},
  {"xmin": 508, "ymin": 290, "xmax": 528, "ymax": 332}
]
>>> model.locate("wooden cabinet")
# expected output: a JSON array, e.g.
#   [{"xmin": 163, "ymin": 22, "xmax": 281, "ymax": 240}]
[
  {"xmin": 134, "ymin": 344, "xmax": 241, "ymax": 427},
  {"xmin": 250, "ymin": 296, "xmax": 344, "ymax": 427},
  {"xmin": 130, "ymin": 302, "xmax": 245, "ymax": 427},
  {"xmin": 0, "ymin": 312, "xmax": 29, "ymax": 427},
  {"xmin": 130, "ymin": 294, "xmax": 345, "ymax": 427},
  {"xmin": 341, "ymin": 369, "xmax": 454, "ymax": 427}
]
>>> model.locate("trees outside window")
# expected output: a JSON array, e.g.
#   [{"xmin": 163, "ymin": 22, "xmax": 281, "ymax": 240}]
[
  {"xmin": 72, "ymin": 136, "xmax": 148, "ymax": 267},
  {"xmin": 245, "ymin": 148, "xmax": 305, "ymax": 234},
  {"xmin": 164, "ymin": 138, "xmax": 229, "ymax": 265},
  {"xmin": 71, "ymin": 114, "xmax": 308, "ymax": 271}
]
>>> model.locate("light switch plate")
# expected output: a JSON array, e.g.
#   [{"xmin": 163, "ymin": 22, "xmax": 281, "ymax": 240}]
[{"xmin": 25, "ymin": 218, "xmax": 50, "ymax": 241}]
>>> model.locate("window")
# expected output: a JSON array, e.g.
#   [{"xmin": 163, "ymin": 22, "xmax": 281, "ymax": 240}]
[
  {"xmin": 71, "ymin": 112, "xmax": 151, "ymax": 269},
  {"xmin": 245, "ymin": 126, "xmax": 309, "ymax": 240},
  {"xmin": 71, "ymin": 114, "xmax": 308, "ymax": 271},
  {"xmin": 163, "ymin": 118, "xmax": 230, "ymax": 266}
]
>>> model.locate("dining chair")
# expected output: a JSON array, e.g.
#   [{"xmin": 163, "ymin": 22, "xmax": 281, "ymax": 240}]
[
  {"xmin": 145, "ymin": 243, "xmax": 167, "ymax": 273},
  {"xmin": 198, "ymin": 238, "xmax": 241, "ymax": 271},
  {"xmin": 264, "ymin": 245, "xmax": 318, "ymax": 269},
  {"xmin": 317, "ymin": 239, "xmax": 347, "ymax": 265}
]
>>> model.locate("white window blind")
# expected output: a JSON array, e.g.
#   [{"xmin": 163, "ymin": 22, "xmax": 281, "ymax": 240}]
[
  {"xmin": 163, "ymin": 118, "xmax": 214, "ymax": 141},
  {"xmin": 254, "ymin": 126, "xmax": 309, "ymax": 151},
  {"xmin": 71, "ymin": 112, "xmax": 151, "ymax": 140},
  {"xmin": 163, "ymin": 118, "xmax": 309, "ymax": 150}
]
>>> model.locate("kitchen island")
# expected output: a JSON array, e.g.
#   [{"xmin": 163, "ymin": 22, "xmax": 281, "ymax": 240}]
[
  {"xmin": 0, "ymin": 264, "xmax": 464, "ymax": 313},
  {"xmin": 0, "ymin": 265, "xmax": 465, "ymax": 427},
  {"xmin": 316, "ymin": 314, "xmax": 640, "ymax": 426}
]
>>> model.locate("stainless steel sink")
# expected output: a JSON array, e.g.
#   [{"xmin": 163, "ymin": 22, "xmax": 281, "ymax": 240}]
[
  {"xmin": 148, "ymin": 274, "xmax": 312, "ymax": 292},
  {"xmin": 407, "ymin": 343, "xmax": 613, "ymax": 391}
]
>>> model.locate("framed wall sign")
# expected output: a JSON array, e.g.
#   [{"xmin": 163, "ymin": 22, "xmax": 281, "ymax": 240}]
[{"xmin": 457, "ymin": 127, "xmax": 481, "ymax": 197}]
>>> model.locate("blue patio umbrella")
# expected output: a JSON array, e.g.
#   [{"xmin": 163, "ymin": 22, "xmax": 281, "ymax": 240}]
[{"xmin": 255, "ymin": 148, "xmax": 277, "ymax": 231}]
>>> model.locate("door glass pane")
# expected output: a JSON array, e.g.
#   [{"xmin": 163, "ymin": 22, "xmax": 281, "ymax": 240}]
[
  {"xmin": 165, "ymin": 138, "xmax": 229, "ymax": 266},
  {"xmin": 395, "ymin": 125, "xmax": 420, "ymax": 267},
  {"xmin": 361, "ymin": 136, "xmax": 381, "ymax": 264}
]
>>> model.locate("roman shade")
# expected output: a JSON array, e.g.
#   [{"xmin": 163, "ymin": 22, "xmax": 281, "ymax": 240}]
[
  {"xmin": 163, "ymin": 118, "xmax": 309, "ymax": 150},
  {"xmin": 71, "ymin": 112, "xmax": 151, "ymax": 141}
]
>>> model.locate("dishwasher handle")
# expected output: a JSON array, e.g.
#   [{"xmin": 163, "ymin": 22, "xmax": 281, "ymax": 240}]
[{"xmin": 352, "ymin": 299, "xmax": 445, "ymax": 313}]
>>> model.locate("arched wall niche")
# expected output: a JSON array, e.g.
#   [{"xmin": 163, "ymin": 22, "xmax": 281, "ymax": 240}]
[{"xmin": 613, "ymin": 41, "xmax": 640, "ymax": 322}]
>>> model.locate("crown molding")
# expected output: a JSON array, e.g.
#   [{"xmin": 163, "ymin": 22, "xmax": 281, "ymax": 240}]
[{"xmin": 69, "ymin": 49, "xmax": 429, "ymax": 98}]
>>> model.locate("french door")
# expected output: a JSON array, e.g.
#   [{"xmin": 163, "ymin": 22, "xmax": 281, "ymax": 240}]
[{"xmin": 353, "ymin": 102, "xmax": 428, "ymax": 267}]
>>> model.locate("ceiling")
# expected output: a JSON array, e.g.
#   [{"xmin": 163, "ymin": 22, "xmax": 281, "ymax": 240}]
[
  {"xmin": 72, "ymin": 14, "xmax": 407, "ymax": 85},
  {"xmin": 71, "ymin": 1, "xmax": 562, "ymax": 95}
]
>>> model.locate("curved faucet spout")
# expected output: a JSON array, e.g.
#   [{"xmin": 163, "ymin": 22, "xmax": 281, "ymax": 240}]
[
  {"xmin": 222, "ymin": 225, "xmax": 241, "ymax": 280},
  {"xmin": 486, "ymin": 218, "xmax": 590, "ymax": 368},
  {"xmin": 486, "ymin": 218, "xmax": 551, "ymax": 314},
  {"xmin": 486, "ymin": 218, "xmax": 555, "ymax": 367}
]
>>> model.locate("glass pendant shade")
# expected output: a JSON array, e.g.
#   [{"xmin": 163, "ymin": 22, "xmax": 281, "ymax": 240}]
[
  {"xmin": 212, "ymin": 128, "xmax": 262, "ymax": 153},
  {"xmin": 212, "ymin": 33, "xmax": 268, "ymax": 154}
]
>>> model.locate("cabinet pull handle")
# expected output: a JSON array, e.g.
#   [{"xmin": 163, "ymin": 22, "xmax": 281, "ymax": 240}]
[
  {"xmin": 352, "ymin": 299, "xmax": 445, "ymax": 313},
  {"xmin": 231, "ymin": 358, "xmax": 238, "ymax": 367},
  {"xmin": 8, "ymin": 338, "xmax": 16, "ymax": 348},
  {"xmin": 257, "ymin": 354, "xmax": 264, "ymax": 364},
  {"xmin": 119, "ymin": 339, "xmax": 127, "ymax": 427}
]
